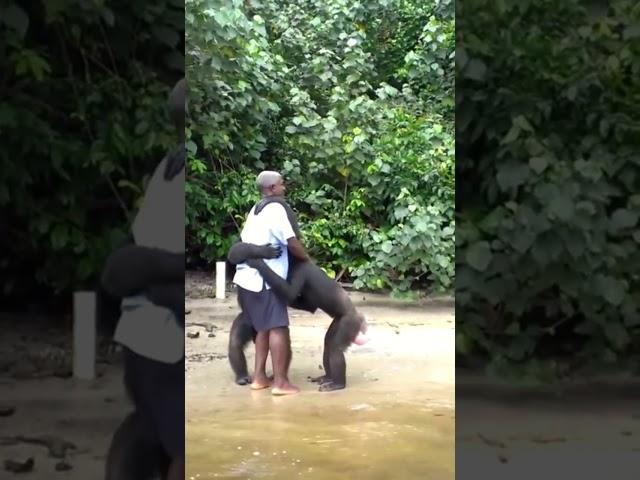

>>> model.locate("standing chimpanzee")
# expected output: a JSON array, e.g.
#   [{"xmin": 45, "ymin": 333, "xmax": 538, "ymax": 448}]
[{"xmin": 227, "ymin": 197, "xmax": 368, "ymax": 392}]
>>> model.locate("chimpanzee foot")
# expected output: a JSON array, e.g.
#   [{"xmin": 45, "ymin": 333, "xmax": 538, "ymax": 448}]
[
  {"xmin": 307, "ymin": 374, "xmax": 331, "ymax": 384},
  {"xmin": 235, "ymin": 376, "xmax": 251, "ymax": 386},
  {"xmin": 319, "ymin": 382, "xmax": 345, "ymax": 392}
]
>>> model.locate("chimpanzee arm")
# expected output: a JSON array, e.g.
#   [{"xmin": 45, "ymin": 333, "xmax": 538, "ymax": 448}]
[
  {"xmin": 227, "ymin": 241, "xmax": 281, "ymax": 265},
  {"xmin": 246, "ymin": 259, "xmax": 307, "ymax": 304},
  {"xmin": 147, "ymin": 283, "xmax": 185, "ymax": 320},
  {"xmin": 101, "ymin": 244, "xmax": 184, "ymax": 298}
]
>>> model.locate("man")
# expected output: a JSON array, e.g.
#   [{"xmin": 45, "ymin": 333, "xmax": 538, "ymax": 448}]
[
  {"xmin": 104, "ymin": 78, "xmax": 186, "ymax": 480},
  {"xmin": 233, "ymin": 170, "xmax": 309, "ymax": 396}
]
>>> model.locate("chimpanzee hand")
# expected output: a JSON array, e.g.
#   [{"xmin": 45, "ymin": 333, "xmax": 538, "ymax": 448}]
[{"xmin": 255, "ymin": 244, "xmax": 281, "ymax": 259}]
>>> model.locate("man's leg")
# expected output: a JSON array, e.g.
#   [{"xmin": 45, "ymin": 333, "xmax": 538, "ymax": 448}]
[
  {"xmin": 270, "ymin": 326, "xmax": 299, "ymax": 395},
  {"xmin": 286, "ymin": 333, "xmax": 293, "ymax": 372},
  {"xmin": 251, "ymin": 330, "xmax": 271, "ymax": 389},
  {"xmin": 243, "ymin": 288, "xmax": 297, "ymax": 395},
  {"xmin": 236, "ymin": 287, "xmax": 270, "ymax": 389}
]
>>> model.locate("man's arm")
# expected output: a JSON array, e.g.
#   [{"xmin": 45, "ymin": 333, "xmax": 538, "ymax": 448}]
[
  {"xmin": 287, "ymin": 237, "xmax": 310, "ymax": 262},
  {"xmin": 268, "ymin": 202, "xmax": 310, "ymax": 261}
]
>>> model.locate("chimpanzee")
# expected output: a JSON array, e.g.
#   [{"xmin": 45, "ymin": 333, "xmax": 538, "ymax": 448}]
[
  {"xmin": 104, "ymin": 411, "xmax": 171, "ymax": 480},
  {"xmin": 227, "ymin": 197, "xmax": 368, "ymax": 392}
]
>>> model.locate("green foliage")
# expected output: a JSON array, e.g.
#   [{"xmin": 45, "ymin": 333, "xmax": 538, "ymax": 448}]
[
  {"xmin": 457, "ymin": 0, "xmax": 640, "ymax": 376},
  {"xmin": 1, "ymin": 1, "xmax": 183, "ymax": 300},
  {"xmin": 187, "ymin": 0, "xmax": 455, "ymax": 293}
]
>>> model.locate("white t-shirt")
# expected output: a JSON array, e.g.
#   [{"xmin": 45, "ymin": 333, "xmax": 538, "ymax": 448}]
[
  {"xmin": 132, "ymin": 156, "xmax": 185, "ymax": 253},
  {"xmin": 233, "ymin": 201, "xmax": 296, "ymax": 292},
  {"xmin": 114, "ymin": 156, "xmax": 184, "ymax": 364}
]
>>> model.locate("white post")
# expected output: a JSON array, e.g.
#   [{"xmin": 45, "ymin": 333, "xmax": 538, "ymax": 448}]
[
  {"xmin": 73, "ymin": 291, "xmax": 96, "ymax": 380},
  {"xmin": 216, "ymin": 261, "xmax": 226, "ymax": 299}
]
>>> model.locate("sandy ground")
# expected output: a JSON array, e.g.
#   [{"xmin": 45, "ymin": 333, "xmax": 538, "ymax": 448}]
[
  {"xmin": 3, "ymin": 271, "xmax": 637, "ymax": 479},
  {"xmin": 456, "ymin": 374, "xmax": 640, "ymax": 479},
  {"xmin": 185, "ymin": 285, "xmax": 456, "ymax": 480},
  {"xmin": 0, "ymin": 317, "xmax": 127, "ymax": 479}
]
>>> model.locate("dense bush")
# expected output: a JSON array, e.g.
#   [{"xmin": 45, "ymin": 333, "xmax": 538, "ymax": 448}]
[
  {"xmin": 186, "ymin": 0, "xmax": 455, "ymax": 293},
  {"xmin": 1, "ymin": 0, "xmax": 184, "ymax": 303},
  {"xmin": 457, "ymin": 0, "xmax": 640, "ymax": 377}
]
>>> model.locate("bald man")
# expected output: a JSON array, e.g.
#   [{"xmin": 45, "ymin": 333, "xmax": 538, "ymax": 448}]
[{"xmin": 232, "ymin": 171, "xmax": 309, "ymax": 395}]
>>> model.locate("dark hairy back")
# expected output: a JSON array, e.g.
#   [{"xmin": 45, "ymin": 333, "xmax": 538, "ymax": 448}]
[{"xmin": 294, "ymin": 261, "xmax": 349, "ymax": 318}]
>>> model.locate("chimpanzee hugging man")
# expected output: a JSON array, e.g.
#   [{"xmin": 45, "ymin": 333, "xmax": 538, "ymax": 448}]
[
  {"xmin": 100, "ymin": 79, "xmax": 186, "ymax": 480},
  {"xmin": 227, "ymin": 172, "xmax": 369, "ymax": 393}
]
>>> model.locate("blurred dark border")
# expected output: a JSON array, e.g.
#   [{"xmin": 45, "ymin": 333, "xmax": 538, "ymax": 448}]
[
  {"xmin": 0, "ymin": 1, "xmax": 184, "ymax": 477},
  {"xmin": 456, "ymin": 0, "xmax": 639, "ymax": 476}
]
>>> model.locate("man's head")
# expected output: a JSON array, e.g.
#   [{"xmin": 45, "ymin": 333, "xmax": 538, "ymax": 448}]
[{"xmin": 256, "ymin": 170, "xmax": 286, "ymax": 197}]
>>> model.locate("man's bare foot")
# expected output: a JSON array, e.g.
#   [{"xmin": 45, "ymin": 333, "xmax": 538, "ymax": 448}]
[
  {"xmin": 307, "ymin": 374, "xmax": 331, "ymax": 385},
  {"xmin": 271, "ymin": 382, "xmax": 300, "ymax": 396},
  {"xmin": 250, "ymin": 375, "xmax": 272, "ymax": 390}
]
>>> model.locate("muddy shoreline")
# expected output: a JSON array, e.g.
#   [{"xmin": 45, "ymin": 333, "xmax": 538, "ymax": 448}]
[{"xmin": 185, "ymin": 277, "xmax": 456, "ymax": 479}]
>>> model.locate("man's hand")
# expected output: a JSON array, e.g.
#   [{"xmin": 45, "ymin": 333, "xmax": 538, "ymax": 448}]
[{"xmin": 255, "ymin": 244, "xmax": 282, "ymax": 259}]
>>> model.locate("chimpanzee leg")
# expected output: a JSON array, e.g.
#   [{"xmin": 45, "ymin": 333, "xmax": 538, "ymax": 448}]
[
  {"xmin": 228, "ymin": 313, "xmax": 256, "ymax": 385},
  {"xmin": 308, "ymin": 319, "xmax": 339, "ymax": 384},
  {"xmin": 319, "ymin": 314, "xmax": 361, "ymax": 392},
  {"xmin": 105, "ymin": 411, "xmax": 169, "ymax": 480}
]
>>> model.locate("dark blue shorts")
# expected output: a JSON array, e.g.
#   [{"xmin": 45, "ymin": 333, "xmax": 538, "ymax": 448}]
[
  {"xmin": 123, "ymin": 348, "xmax": 184, "ymax": 459},
  {"xmin": 237, "ymin": 286, "xmax": 289, "ymax": 332}
]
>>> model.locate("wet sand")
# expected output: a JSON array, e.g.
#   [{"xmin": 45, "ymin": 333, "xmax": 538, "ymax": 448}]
[
  {"xmin": 0, "ymin": 364, "xmax": 126, "ymax": 478},
  {"xmin": 2, "ymin": 279, "xmax": 637, "ymax": 480},
  {"xmin": 185, "ymin": 290, "xmax": 456, "ymax": 480},
  {"xmin": 456, "ymin": 374, "xmax": 640, "ymax": 480}
]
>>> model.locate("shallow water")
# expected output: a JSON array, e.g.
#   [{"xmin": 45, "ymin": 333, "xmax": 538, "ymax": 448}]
[
  {"xmin": 186, "ymin": 292, "xmax": 455, "ymax": 480},
  {"xmin": 187, "ymin": 398, "xmax": 453, "ymax": 479}
]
